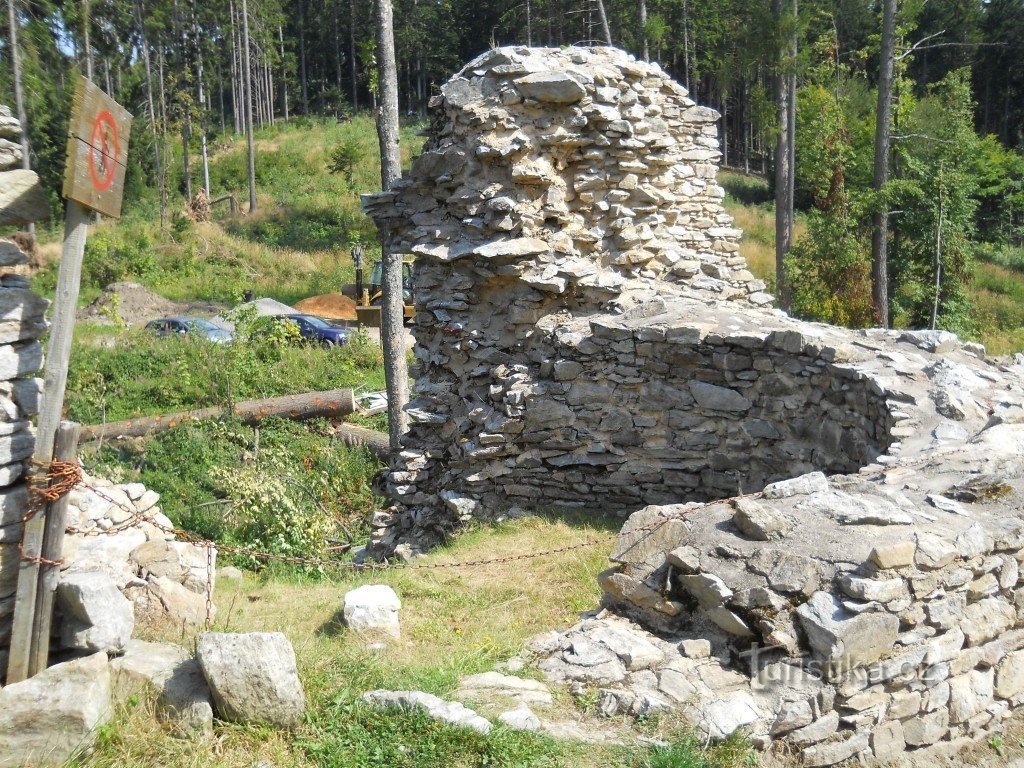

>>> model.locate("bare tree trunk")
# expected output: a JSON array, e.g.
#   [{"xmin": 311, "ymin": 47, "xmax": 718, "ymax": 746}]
[
  {"xmin": 871, "ymin": 0, "xmax": 897, "ymax": 327},
  {"xmin": 193, "ymin": 0, "xmax": 210, "ymax": 195},
  {"xmin": 241, "ymin": 0, "xmax": 257, "ymax": 211},
  {"xmin": 299, "ymin": 0, "xmax": 309, "ymax": 113},
  {"xmin": 82, "ymin": 0, "xmax": 93, "ymax": 79},
  {"xmin": 930, "ymin": 183, "xmax": 943, "ymax": 330},
  {"xmin": 772, "ymin": 0, "xmax": 794, "ymax": 312},
  {"xmin": 374, "ymin": 0, "xmax": 409, "ymax": 455},
  {"xmin": 638, "ymin": 0, "xmax": 648, "ymax": 61},
  {"xmin": 595, "ymin": 0, "xmax": 612, "ymax": 45},
  {"xmin": 349, "ymin": 0, "xmax": 358, "ymax": 111},
  {"xmin": 279, "ymin": 24, "xmax": 289, "ymax": 119},
  {"xmin": 230, "ymin": 0, "xmax": 241, "ymax": 133},
  {"xmin": 682, "ymin": 0, "xmax": 690, "ymax": 90},
  {"xmin": 7, "ymin": 0, "xmax": 32, "ymax": 235},
  {"xmin": 136, "ymin": 0, "xmax": 164, "ymax": 226},
  {"xmin": 157, "ymin": 48, "xmax": 169, "ymax": 228}
]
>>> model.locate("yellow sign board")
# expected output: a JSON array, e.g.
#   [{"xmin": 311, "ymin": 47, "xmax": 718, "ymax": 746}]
[{"xmin": 62, "ymin": 77, "xmax": 132, "ymax": 218}]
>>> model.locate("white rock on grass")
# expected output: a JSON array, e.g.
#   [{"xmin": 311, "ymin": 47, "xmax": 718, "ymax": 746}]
[
  {"xmin": 456, "ymin": 671, "xmax": 553, "ymax": 705},
  {"xmin": 363, "ymin": 690, "xmax": 491, "ymax": 734},
  {"xmin": 0, "ymin": 652, "xmax": 111, "ymax": 768},
  {"xmin": 343, "ymin": 584, "xmax": 401, "ymax": 639},
  {"xmin": 196, "ymin": 632, "xmax": 306, "ymax": 728},
  {"xmin": 57, "ymin": 571, "xmax": 134, "ymax": 653},
  {"xmin": 498, "ymin": 704, "xmax": 542, "ymax": 731},
  {"xmin": 110, "ymin": 639, "xmax": 214, "ymax": 737}
]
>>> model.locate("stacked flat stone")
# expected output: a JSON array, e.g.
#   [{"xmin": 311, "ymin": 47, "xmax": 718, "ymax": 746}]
[
  {"xmin": 363, "ymin": 46, "xmax": 1024, "ymax": 763},
  {"xmin": 1, "ymin": 472, "xmax": 217, "ymax": 672},
  {"xmin": 0, "ymin": 102, "xmax": 50, "ymax": 675},
  {"xmin": 363, "ymin": 46, "xmax": 769, "ymax": 556}
]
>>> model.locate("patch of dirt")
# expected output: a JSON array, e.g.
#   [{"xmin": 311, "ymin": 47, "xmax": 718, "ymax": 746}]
[
  {"xmin": 293, "ymin": 293, "xmax": 359, "ymax": 321},
  {"xmin": 78, "ymin": 281, "xmax": 226, "ymax": 328}
]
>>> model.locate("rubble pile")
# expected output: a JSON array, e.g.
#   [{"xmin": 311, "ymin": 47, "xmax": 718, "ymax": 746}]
[{"xmin": 365, "ymin": 46, "xmax": 1024, "ymax": 763}]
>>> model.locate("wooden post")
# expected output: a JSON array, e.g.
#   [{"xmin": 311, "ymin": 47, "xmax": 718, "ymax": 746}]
[
  {"xmin": 28, "ymin": 421, "xmax": 81, "ymax": 677},
  {"xmin": 6, "ymin": 201, "xmax": 88, "ymax": 685}
]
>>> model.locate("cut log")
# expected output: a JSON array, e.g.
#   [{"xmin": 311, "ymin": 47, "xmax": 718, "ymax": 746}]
[
  {"xmin": 335, "ymin": 423, "xmax": 389, "ymax": 459},
  {"xmin": 80, "ymin": 388, "xmax": 356, "ymax": 443}
]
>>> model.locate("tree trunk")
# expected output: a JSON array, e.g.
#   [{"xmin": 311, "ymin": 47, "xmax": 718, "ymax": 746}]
[
  {"xmin": 871, "ymin": 0, "xmax": 897, "ymax": 327},
  {"xmin": 772, "ymin": 0, "xmax": 794, "ymax": 312},
  {"xmin": 82, "ymin": 0, "xmax": 93, "ymax": 79},
  {"xmin": 374, "ymin": 0, "xmax": 409, "ymax": 456},
  {"xmin": 279, "ymin": 25, "xmax": 289, "ymax": 120},
  {"xmin": 7, "ymin": 0, "xmax": 32, "ymax": 235},
  {"xmin": 595, "ymin": 0, "xmax": 612, "ymax": 46},
  {"xmin": 349, "ymin": 0, "xmax": 358, "ymax": 111},
  {"xmin": 136, "ymin": 0, "xmax": 163, "ymax": 225},
  {"xmin": 193, "ymin": 0, "xmax": 210, "ymax": 195},
  {"xmin": 930, "ymin": 183, "xmax": 943, "ymax": 330},
  {"xmin": 157, "ymin": 48, "xmax": 169, "ymax": 228},
  {"xmin": 241, "ymin": 0, "xmax": 257, "ymax": 212},
  {"xmin": 299, "ymin": 0, "xmax": 309, "ymax": 113},
  {"xmin": 80, "ymin": 389, "xmax": 358, "ymax": 443},
  {"xmin": 638, "ymin": 0, "xmax": 648, "ymax": 62}
]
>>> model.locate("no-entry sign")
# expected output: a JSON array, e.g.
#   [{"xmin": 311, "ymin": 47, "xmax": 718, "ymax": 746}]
[{"xmin": 62, "ymin": 77, "xmax": 132, "ymax": 218}]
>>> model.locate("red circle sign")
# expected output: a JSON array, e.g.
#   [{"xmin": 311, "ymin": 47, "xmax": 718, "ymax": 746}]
[{"xmin": 88, "ymin": 110, "xmax": 118, "ymax": 191}]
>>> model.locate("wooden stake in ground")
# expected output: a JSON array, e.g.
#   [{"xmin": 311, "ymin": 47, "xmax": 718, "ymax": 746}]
[
  {"xmin": 374, "ymin": 0, "xmax": 409, "ymax": 456},
  {"xmin": 6, "ymin": 202, "xmax": 88, "ymax": 685},
  {"xmin": 29, "ymin": 421, "xmax": 81, "ymax": 677},
  {"xmin": 7, "ymin": 78, "xmax": 130, "ymax": 684}
]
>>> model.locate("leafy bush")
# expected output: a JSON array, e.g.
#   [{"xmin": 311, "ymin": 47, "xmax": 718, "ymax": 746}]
[{"xmin": 89, "ymin": 417, "xmax": 382, "ymax": 562}]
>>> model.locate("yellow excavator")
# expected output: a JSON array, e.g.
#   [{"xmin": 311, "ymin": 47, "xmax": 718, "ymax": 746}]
[{"xmin": 341, "ymin": 246, "xmax": 415, "ymax": 327}]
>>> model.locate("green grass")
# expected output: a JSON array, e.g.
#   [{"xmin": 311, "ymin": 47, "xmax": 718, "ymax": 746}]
[
  {"xmin": 65, "ymin": 326, "xmax": 385, "ymax": 425},
  {"xmin": 79, "ymin": 514, "xmax": 754, "ymax": 768},
  {"xmin": 34, "ymin": 115, "xmax": 424, "ymax": 308}
]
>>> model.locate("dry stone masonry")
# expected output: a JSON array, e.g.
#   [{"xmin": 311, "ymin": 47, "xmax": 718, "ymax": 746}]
[{"xmin": 365, "ymin": 47, "xmax": 1024, "ymax": 763}]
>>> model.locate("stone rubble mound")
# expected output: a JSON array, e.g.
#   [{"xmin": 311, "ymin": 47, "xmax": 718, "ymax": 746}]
[
  {"xmin": 2, "ymin": 473, "xmax": 216, "ymax": 672},
  {"xmin": 364, "ymin": 45, "xmax": 1024, "ymax": 765}
]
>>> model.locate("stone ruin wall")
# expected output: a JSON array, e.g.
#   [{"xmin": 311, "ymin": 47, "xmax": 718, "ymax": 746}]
[
  {"xmin": 364, "ymin": 46, "xmax": 903, "ymax": 555},
  {"xmin": 366, "ymin": 46, "xmax": 1024, "ymax": 764},
  {"xmin": 0, "ymin": 103, "xmax": 52, "ymax": 672}
]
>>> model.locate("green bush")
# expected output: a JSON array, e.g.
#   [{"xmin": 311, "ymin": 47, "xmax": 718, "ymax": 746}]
[{"xmin": 89, "ymin": 417, "xmax": 382, "ymax": 562}]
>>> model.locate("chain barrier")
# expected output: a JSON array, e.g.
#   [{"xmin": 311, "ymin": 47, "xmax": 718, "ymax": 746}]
[
  {"xmin": 17, "ymin": 459, "xmax": 85, "ymax": 567},
  {"xmin": 19, "ymin": 457, "xmax": 739, "ymax": 624}
]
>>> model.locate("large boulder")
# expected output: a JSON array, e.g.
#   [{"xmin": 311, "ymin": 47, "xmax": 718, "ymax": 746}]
[
  {"xmin": 196, "ymin": 632, "xmax": 306, "ymax": 727},
  {"xmin": 0, "ymin": 652, "xmax": 111, "ymax": 767},
  {"xmin": 56, "ymin": 571, "xmax": 134, "ymax": 653},
  {"xmin": 130, "ymin": 539, "xmax": 212, "ymax": 593},
  {"xmin": 110, "ymin": 639, "xmax": 214, "ymax": 737},
  {"xmin": 795, "ymin": 591, "xmax": 899, "ymax": 675},
  {"xmin": 343, "ymin": 584, "xmax": 401, "ymax": 639}
]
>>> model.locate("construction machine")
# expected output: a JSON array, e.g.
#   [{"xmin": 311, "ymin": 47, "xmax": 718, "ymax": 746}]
[{"xmin": 341, "ymin": 245, "xmax": 415, "ymax": 327}]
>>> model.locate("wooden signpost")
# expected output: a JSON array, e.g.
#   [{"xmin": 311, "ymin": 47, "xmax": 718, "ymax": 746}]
[{"xmin": 6, "ymin": 78, "xmax": 130, "ymax": 684}]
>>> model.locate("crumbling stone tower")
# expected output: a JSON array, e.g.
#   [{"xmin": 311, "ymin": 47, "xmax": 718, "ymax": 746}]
[{"xmin": 364, "ymin": 46, "xmax": 900, "ymax": 556}]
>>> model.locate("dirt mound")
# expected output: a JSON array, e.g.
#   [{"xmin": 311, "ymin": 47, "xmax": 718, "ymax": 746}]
[
  {"xmin": 79, "ymin": 282, "xmax": 225, "ymax": 328},
  {"xmin": 293, "ymin": 293, "xmax": 358, "ymax": 321}
]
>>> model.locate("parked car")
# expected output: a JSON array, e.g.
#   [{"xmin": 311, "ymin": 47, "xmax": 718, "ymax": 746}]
[
  {"xmin": 272, "ymin": 314, "xmax": 352, "ymax": 347},
  {"xmin": 145, "ymin": 316, "xmax": 233, "ymax": 344}
]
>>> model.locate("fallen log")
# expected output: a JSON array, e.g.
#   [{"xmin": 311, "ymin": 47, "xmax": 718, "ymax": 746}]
[
  {"xmin": 80, "ymin": 389, "xmax": 356, "ymax": 443},
  {"xmin": 335, "ymin": 423, "xmax": 389, "ymax": 459}
]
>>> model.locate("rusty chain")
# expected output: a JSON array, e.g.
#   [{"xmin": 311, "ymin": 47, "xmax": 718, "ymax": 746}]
[
  {"xmin": 17, "ymin": 460, "xmax": 85, "ymax": 568},
  {"xmin": 19, "ymin": 457, "xmax": 726, "ymax": 622}
]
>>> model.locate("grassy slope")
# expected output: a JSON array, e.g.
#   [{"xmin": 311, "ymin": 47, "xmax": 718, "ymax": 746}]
[{"xmin": 35, "ymin": 115, "xmax": 422, "ymax": 307}]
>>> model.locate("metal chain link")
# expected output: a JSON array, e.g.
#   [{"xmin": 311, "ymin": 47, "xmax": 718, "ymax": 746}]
[{"xmin": 22, "ymin": 458, "xmax": 758, "ymax": 622}]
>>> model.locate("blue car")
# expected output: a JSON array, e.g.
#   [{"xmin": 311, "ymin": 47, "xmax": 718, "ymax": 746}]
[
  {"xmin": 274, "ymin": 314, "xmax": 352, "ymax": 347},
  {"xmin": 145, "ymin": 316, "xmax": 233, "ymax": 344}
]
